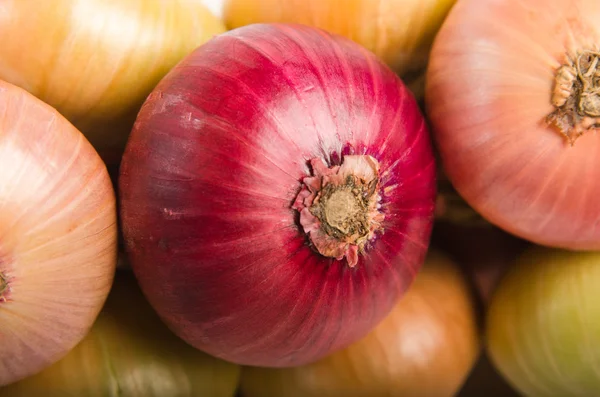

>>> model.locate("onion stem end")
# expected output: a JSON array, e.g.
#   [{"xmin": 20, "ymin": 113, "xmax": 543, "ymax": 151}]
[
  {"xmin": 292, "ymin": 155, "xmax": 385, "ymax": 267},
  {"xmin": 547, "ymin": 50, "xmax": 600, "ymax": 145}
]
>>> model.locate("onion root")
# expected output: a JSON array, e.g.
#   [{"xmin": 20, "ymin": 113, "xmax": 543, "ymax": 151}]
[
  {"xmin": 547, "ymin": 49, "xmax": 600, "ymax": 145},
  {"xmin": 293, "ymin": 155, "xmax": 385, "ymax": 267}
]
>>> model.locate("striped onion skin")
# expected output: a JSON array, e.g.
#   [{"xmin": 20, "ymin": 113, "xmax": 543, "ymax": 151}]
[
  {"xmin": 0, "ymin": 80, "xmax": 117, "ymax": 386},
  {"xmin": 119, "ymin": 23, "xmax": 436, "ymax": 367},
  {"xmin": 426, "ymin": 0, "xmax": 600, "ymax": 249},
  {"xmin": 487, "ymin": 247, "xmax": 600, "ymax": 397},
  {"xmin": 0, "ymin": 0, "xmax": 225, "ymax": 166},
  {"xmin": 239, "ymin": 251, "xmax": 480, "ymax": 397}
]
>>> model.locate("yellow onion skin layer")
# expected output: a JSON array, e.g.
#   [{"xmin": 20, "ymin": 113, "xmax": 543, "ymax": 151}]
[
  {"xmin": 0, "ymin": 271, "xmax": 240, "ymax": 397},
  {"xmin": 223, "ymin": 0, "xmax": 456, "ymax": 89},
  {"xmin": 487, "ymin": 247, "xmax": 600, "ymax": 397},
  {"xmin": 0, "ymin": 0, "xmax": 226, "ymax": 164},
  {"xmin": 426, "ymin": 0, "xmax": 600, "ymax": 249},
  {"xmin": 240, "ymin": 251, "xmax": 480, "ymax": 397},
  {"xmin": 0, "ymin": 80, "xmax": 117, "ymax": 386}
]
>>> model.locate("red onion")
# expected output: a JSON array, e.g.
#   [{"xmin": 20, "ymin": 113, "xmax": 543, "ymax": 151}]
[{"xmin": 119, "ymin": 23, "xmax": 436, "ymax": 367}]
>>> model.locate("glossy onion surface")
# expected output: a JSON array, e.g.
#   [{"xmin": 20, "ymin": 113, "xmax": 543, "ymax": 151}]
[
  {"xmin": 0, "ymin": 80, "xmax": 117, "ymax": 385},
  {"xmin": 487, "ymin": 247, "xmax": 600, "ymax": 397},
  {"xmin": 120, "ymin": 23, "xmax": 436, "ymax": 367},
  {"xmin": 0, "ymin": 0, "xmax": 225, "ymax": 163},
  {"xmin": 240, "ymin": 251, "xmax": 480, "ymax": 397},
  {"xmin": 0, "ymin": 271, "xmax": 240, "ymax": 397},
  {"xmin": 426, "ymin": 0, "xmax": 600, "ymax": 249}
]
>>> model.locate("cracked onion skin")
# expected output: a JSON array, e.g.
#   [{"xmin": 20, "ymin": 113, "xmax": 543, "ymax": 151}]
[
  {"xmin": 119, "ymin": 23, "xmax": 436, "ymax": 367},
  {"xmin": 0, "ymin": 80, "xmax": 117, "ymax": 386},
  {"xmin": 0, "ymin": 271, "xmax": 240, "ymax": 397},
  {"xmin": 239, "ymin": 251, "xmax": 480, "ymax": 397},
  {"xmin": 426, "ymin": 0, "xmax": 600, "ymax": 249}
]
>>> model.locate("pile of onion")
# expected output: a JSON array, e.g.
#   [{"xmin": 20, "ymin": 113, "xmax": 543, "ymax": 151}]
[
  {"xmin": 487, "ymin": 247, "xmax": 600, "ymax": 396},
  {"xmin": 0, "ymin": 0, "xmax": 225, "ymax": 167},
  {"xmin": 223, "ymin": 0, "xmax": 457, "ymax": 100},
  {"xmin": 120, "ymin": 23, "xmax": 437, "ymax": 367},
  {"xmin": 0, "ymin": 80, "xmax": 117, "ymax": 386},
  {"xmin": 426, "ymin": 0, "xmax": 600, "ymax": 249},
  {"xmin": 0, "ymin": 271, "xmax": 240, "ymax": 396},
  {"xmin": 239, "ymin": 251, "xmax": 480, "ymax": 397}
]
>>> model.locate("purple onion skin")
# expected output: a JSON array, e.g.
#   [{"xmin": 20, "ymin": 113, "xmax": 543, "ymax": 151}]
[{"xmin": 119, "ymin": 23, "xmax": 436, "ymax": 368}]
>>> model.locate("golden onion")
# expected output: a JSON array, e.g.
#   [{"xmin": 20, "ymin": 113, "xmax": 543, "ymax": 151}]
[
  {"xmin": 0, "ymin": 271, "xmax": 241, "ymax": 396},
  {"xmin": 0, "ymin": 0, "xmax": 226, "ymax": 165}
]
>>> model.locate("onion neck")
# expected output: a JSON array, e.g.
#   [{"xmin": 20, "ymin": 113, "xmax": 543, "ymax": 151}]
[
  {"xmin": 292, "ymin": 155, "xmax": 385, "ymax": 267},
  {"xmin": 547, "ymin": 50, "xmax": 600, "ymax": 145}
]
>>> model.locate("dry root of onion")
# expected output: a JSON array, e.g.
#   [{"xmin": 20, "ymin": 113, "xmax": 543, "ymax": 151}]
[{"xmin": 547, "ymin": 50, "xmax": 600, "ymax": 144}]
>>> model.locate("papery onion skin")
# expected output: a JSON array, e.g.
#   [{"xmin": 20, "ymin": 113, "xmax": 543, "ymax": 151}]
[
  {"xmin": 0, "ymin": 80, "xmax": 117, "ymax": 386},
  {"xmin": 119, "ymin": 23, "xmax": 436, "ymax": 367},
  {"xmin": 487, "ymin": 247, "xmax": 600, "ymax": 397},
  {"xmin": 239, "ymin": 250, "xmax": 480, "ymax": 397},
  {"xmin": 223, "ymin": 0, "xmax": 456, "ymax": 95},
  {"xmin": 426, "ymin": 0, "xmax": 600, "ymax": 249},
  {"xmin": 0, "ymin": 270, "xmax": 240, "ymax": 397},
  {"xmin": 0, "ymin": 0, "xmax": 226, "ymax": 165}
]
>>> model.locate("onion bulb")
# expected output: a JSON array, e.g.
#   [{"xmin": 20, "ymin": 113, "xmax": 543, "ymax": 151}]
[
  {"xmin": 487, "ymin": 247, "xmax": 600, "ymax": 397},
  {"xmin": 239, "ymin": 250, "xmax": 480, "ymax": 397},
  {"xmin": 426, "ymin": 0, "xmax": 600, "ymax": 249},
  {"xmin": 0, "ymin": 0, "xmax": 226, "ymax": 165},
  {"xmin": 0, "ymin": 80, "xmax": 117, "ymax": 386},
  {"xmin": 0, "ymin": 271, "xmax": 240, "ymax": 397},
  {"xmin": 120, "ymin": 23, "xmax": 436, "ymax": 367},
  {"xmin": 222, "ymin": 0, "xmax": 457, "ymax": 98}
]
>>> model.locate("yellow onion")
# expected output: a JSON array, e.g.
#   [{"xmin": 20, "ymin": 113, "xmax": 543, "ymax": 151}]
[
  {"xmin": 0, "ymin": 80, "xmax": 117, "ymax": 386},
  {"xmin": 0, "ymin": 0, "xmax": 226, "ymax": 165},
  {"xmin": 0, "ymin": 270, "xmax": 241, "ymax": 396},
  {"xmin": 222, "ymin": 0, "xmax": 456, "ymax": 99},
  {"xmin": 239, "ymin": 251, "xmax": 480, "ymax": 397},
  {"xmin": 487, "ymin": 247, "xmax": 600, "ymax": 397}
]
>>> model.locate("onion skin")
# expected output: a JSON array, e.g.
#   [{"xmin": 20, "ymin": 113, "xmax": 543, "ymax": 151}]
[
  {"xmin": 426, "ymin": 0, "xmax": 600, "ymax": 249},
  {"xmin": 0, "ymin": 80, "xmax": 117, "ymax": 386},
  {"xmin": 223, "ymin": 0, "xmax": 456, "ymax": 92},
  {"xmin": 487, "ymin": 247, "xmax": 600, "ymax": 397},
  {"xmin": 239, "ymin": 250, "xmax": 480, "ymax": 397},
  {"xmin": 0, "ymin": 0, "xmax": 225, "ymax": 164},
  {"xmin": 0, "ymin": 271, "xmax": 240, "ymax": 397},
  {"xmin": 120, "ymin": 23, "xmax": 436, "ymax": 367}
]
